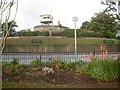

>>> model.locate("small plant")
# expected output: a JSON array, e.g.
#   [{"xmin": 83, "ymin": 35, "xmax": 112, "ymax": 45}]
[
  {"xmin": 117, "ymin": 57, "xmax": 120, "ymax": 60},
  {"xmin": 49, "ymin": 58, "xmax": 63, "ymax": 70},
  {"xmin": 63, "ymin": 62, "xmax": 76, "ymax": 70},
  {"xmin": 42, "ymin": 67, "xmax": 54, "ymax": 74},
  {"xmin": 10, "ymin": 58, "xmax": 19, "ymax": 65},
  {"xmin": 10, "ymin": 66, "xmax": 17, "ymax": 74},
  {"xmin": 76, "ymin": 66, "xmax": 83, "ymax": 75},
  {"xmin": 30, "ymin": 59, "xmax": 40, "ymax": 67},
  {"xmin": 66, "ymin": 70, "xmax": 73, "ymax": 77},
  {"xmin": 2, "ymin": 61, "xmax": 8, "ymax": 67},
  {"xmin": 10, "ymin": 66, "xmax": 26, "ymax": 75}
]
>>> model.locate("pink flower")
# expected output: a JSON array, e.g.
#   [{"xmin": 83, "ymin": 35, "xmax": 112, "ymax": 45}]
[
  {"xmin": 119, "ymin": 52, "xmax": 120, "ymax": 56},
  {"xmin": 90, "ymin": 52, "xmax": 92, "ymax": 55},
  {"xmin": 105, "ymin": 50, "xmax": 108, "ymax": 54},
  {"xmin": 82, "ymin": 52, "xmax": 85, "ymax": 56},
  {"xmin": 110, "ymin": 54, "xmax": 112, "ymax": 58},
  {"xmin": 113, "ymin": 56, "xmax": 117, "ymax": 59}
]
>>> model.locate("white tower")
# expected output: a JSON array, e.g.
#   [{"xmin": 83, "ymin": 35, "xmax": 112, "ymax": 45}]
[
  {"xmin": 40, "ymin": 14, "xmax": 53, "ymax": 25},
  {"xmin": 40, "ymin": 14, "xmax": 53, "ymax": 36}
]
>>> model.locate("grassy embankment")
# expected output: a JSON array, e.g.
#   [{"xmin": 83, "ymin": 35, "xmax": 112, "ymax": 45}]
[{"xmin": 6, "ymin": 36, "xmax": 120, "ymax": 45}]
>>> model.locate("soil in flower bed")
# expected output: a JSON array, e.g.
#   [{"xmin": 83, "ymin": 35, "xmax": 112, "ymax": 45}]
[{"xmin": 2, "ymin": 65, "xmax": 120, "ymax": 88}]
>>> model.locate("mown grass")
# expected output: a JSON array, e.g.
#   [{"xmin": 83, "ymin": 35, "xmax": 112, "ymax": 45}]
[
  {"xmin": 6, "ymin": 37, "xmax": 119, "ymax": 45},
  {"xmin": 2, "ymin": 80, "xmax": 119, "ymax": 88},
  {"xmin": 2, "ymin": 81, "xmax": 86, "ymax": 88}
]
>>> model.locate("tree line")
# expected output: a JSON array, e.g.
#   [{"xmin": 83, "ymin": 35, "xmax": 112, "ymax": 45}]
[{"xmin": 3, "ymin": 11, "xmax": 119, "ymax": 38}]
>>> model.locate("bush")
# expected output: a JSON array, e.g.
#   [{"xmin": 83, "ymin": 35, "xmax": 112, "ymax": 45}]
[
  {"xmin": 78, "ymin": 30, "xmax": 104, "ymax": 38},
  {"xmin": 2, "ymin": 61, "xmax": 8, "ymax": 67},
  {"xmin": 61, "ymin": 29, "xmax": 74, "ymax": 38},
  {"xmin": 30, "ymin": 59, "xmax": 40, "ymax": 67},
  {"xmin": 82, "ymin": 59, "xmax": 119, "ymax": 81},
  {"xmin": 10, "ymin": 58, "xmax": 19, "ymax": 65},
  {"xmin": 10, "ymin": 66, "xmax": 26, "ymax": 75}
]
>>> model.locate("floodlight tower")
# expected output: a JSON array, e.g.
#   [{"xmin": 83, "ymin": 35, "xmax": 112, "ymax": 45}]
[
  {"xmin": 72, "ymin": 16, "xmax": 78, "ymax": 61},
  {"xmin": 40, "ymin": 14, "xmax": 53, "ymax": 36}
]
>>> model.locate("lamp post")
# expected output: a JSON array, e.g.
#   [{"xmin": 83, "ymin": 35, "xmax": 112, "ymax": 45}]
[{"xmin": 72, "ymin": 16, "xmax": 78, "ymax": 61}]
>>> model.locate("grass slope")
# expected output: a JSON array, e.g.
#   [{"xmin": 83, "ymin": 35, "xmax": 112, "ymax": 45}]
[{"xmin": 6, "ymin": 36, "xmax": 119, "ymax": 45}]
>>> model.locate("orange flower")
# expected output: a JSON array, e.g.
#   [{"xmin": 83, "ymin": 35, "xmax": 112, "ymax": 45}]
[{"xmin": 94, "ymin": 53, "xmax": 97, "ymax": 59}]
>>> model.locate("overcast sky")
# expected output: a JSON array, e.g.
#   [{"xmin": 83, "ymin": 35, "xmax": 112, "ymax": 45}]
[{"xmin": 15, "ymin": 0, "xmax": 107, "ymax": 31}]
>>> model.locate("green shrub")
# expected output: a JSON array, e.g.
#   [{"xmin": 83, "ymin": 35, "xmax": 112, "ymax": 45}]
[
  {"xmin": 66, "ymin": 70, "xmax": 73, "ymax": 77},
  {"xmin": 30, "ymin": 59, "xmax": 40, "ymax": 67},
  {"xmin": 79, "ymin": 30, "xmax": 103, "ymax": 38},
  {"xmin": 63, "ymin": 62, "xmax": 76, "ymax": 70},
  {"xmin": 82, "ymin": 59, "xmax": 119, "ymax": 81},
  {"xmin": 10, "ymin": 66, "xmax": 26, "ymax": 75},
  {"xmin": 76, "ymin": 66, "xmax": 83, "ymax": 75},
  {"xmin": 117, "ymin": 57, "xmax": 120, "ymax": 60},
  {"xmin": 10, "ymin": 66, "xmax": 17, "ymax": 73},
  {"xmin": 2, "ymin": 61, "xmax": 8, "ymax": 67},
  {"xmin": 10, "ymin": 58, "xmax": 19, "ymax": 65}
]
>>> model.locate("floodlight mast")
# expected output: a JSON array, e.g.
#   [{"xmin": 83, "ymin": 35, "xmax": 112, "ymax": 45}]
[{"xmin": 72, "ymin": 17, "xmax": 78, "ymax": 61}]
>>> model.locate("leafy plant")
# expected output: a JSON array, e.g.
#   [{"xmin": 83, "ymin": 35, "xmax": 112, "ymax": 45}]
[
  {"xmin": 117, "ymin": 57, "xmax": 120, "ymax": 60},
  {"xmin": 30, "ymin": 59, "xmax": 40, "ymax": 67},
  {"xmin": 2, "ymin": 61, "xmax": 8, "ymax": 67},
  {"xmin": 76, "ymin": 66, "xmax": 83, "ymax": 75},
  {"xmin": 48, "ymin": 58, "xmax": 63, "ymax": 70},
  {"xmin": 10, "ymin": 58, "xmax": 19, "ymax": 65},
  {"xmin": 82, "ymin": 59, "xmax": 119, "ymax": 81},
  {"xmin": 66, "ymin": 70, "xmax": 73, "ymax": 77},
  {"xmin": 63, "ymin": 62, "xmax": 76, "ymax": 70},
  {"xmin": 10, "ymin": 66, "xmax": 26, "ymax": 75}
]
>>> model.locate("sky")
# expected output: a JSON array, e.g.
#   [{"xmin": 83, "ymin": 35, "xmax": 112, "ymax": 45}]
[{"xmin": 14, "ymin": 0, "xmax": 107, "ymax": 31}]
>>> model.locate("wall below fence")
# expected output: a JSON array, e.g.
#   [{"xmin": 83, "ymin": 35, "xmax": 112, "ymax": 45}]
[{"xmin": 4, "ymin": 44, "xmax": 119, "ymax": 53}]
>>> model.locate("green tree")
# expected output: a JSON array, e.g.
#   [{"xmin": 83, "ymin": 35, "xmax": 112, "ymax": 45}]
[
  {"xmin": 80, "ymin": 12, "xmax": 118, "ymax": 38},
  {"xmin": 2, "ymin": 20, "xmax": 18, "ymax": 36},
  {"xmin": 80, "ymin": 21, "xmax": 90, "ymax": 30},
  {"xmin": 90, "ymin": 12, "xmax": 117, "ymax": 38}
]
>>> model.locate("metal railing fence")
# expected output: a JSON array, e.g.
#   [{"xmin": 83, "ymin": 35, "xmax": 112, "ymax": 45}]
[{"xmin": 1, "ymin": 52, "xmax": 120, "ymax": 65}]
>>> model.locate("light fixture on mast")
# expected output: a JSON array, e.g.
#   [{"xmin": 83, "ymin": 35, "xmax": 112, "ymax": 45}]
[{"xmin": 72, "ymin": 16, "xmax": 78, "ymax": 61}]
